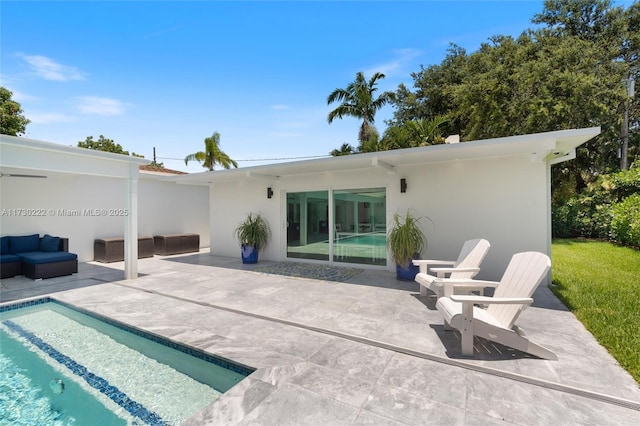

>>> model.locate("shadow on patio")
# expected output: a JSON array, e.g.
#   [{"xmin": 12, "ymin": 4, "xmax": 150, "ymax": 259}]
[{"xmin": 2, "ymin": 249, "xmax": 639, "ymax": 424}]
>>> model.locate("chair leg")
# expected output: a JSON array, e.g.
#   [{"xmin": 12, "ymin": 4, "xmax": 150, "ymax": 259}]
[{"xmin": 460, "ymin": 302, "xmax": 474, "ymax": 356}]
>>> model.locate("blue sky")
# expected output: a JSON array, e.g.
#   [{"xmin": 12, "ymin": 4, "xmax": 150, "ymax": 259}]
[{"xmin": 2, "ymin": 0, "xmax": 549, "ymax": 173}]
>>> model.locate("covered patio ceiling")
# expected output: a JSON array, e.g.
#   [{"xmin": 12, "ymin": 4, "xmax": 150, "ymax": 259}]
[
  {"xmin": 0, "ymin": 134, "xmax": 151, "ymax": 280},
  {"xmin": 170, "ymin": 127, "xmax": 601, "ymax": 185}
]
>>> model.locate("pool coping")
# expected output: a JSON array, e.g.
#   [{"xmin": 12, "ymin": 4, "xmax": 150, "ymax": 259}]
[{"xmin": 2, "ymin": 254, "xmax": 639, "ymax": 425}]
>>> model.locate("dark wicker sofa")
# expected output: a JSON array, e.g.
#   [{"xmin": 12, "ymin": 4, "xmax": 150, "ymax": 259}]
[{"xmin": 0, "ymin": 234, "xmax": 78, "ymax": 280}]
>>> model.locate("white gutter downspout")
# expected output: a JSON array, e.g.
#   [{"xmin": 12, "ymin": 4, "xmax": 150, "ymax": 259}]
[{"xmin": 124, "ymin": 163, "xmax": 139, "ymax": 279}]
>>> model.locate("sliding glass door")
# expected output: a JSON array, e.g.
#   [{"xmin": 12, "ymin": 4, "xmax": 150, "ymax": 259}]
[
  {"xmin": 286, "ymin": 191, "xmax": 329, "ymax": 261},
  {"xmin": 286, "ymin": 188, "xmax": 386, "ymax": 266},
  {"xmin": 333, "ymin": 188, "xmax": 386, "ymax": 266}
]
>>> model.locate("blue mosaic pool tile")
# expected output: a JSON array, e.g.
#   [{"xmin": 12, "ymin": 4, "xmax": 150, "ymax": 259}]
[
  {"xmin": 52, "ymin": 299, "xmax": 255, "ymax": 376},
  {"xmin": 1, "ymin": 297, "xmax": 255, "ymax": 377},
  {"xmin": 3, "ymin": 319, "xmax": 165, "ymax": 425},
  {"xmin": 0, "ymin": 297, "xmax": 53, "ymax": 313}
]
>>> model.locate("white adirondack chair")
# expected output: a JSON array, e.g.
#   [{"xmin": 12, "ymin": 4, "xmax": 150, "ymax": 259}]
[
  {"xmin": 413, "ymin": 238, "xmax": 490, "ymax": 298},
  {"xmin": 436, "ymin": 251, "xmax": 557, "ymax": 360}
]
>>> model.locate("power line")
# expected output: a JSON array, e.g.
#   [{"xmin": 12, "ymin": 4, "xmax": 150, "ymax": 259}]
[{"xmin": 156, "ymin": 154, "xmax": 331, "ymax": 162}]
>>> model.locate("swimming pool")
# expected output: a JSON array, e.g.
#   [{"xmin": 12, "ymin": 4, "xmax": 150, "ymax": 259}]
[
  {"xmin": 333, "ymin": 233, "xmax": 387, "ymax": 266},
  {"xmin": 0, "ymin": 298, "xmax": 254, "ymax": 425},
  {"xmin": 336, "ymin": 233, "xmax": 386, "ymax": 246}
]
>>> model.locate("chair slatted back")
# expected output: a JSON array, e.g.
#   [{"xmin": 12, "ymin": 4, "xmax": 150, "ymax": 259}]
[
  {"xmin": 488, "ymin": 252, "xmax": 551, "ymax": 329},
  {"xmin": 450, "ymin": 238, "xmax": 491, "ymax": 279}
]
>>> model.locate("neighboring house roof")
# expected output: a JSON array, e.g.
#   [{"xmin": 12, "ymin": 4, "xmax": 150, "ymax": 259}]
[
  {"xmin": 169, "ymin": 127, "xmax": 601, "ymax": 185},
  {"xmin": 139, "ymin": 164, "xmax": 187, "ymax": 175}
]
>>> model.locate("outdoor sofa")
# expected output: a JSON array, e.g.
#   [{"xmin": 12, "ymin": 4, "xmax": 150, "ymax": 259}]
[{"xmin": 0, "ymin": 233, "xmax": 78, "ymax": 279}]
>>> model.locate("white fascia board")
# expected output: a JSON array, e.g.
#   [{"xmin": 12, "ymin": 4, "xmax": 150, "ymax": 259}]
[
  {"xmin": 170, "ymin": 127, "xmax": 602, "ymax": 185},
  {"xmin": 1, "ymin": 135, "xmax": 150, "ymax": 178}
]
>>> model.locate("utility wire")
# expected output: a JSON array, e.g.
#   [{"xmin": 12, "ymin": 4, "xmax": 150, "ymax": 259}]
[{"xmin": 157, "ymin": 154, "xmax": 331, "ymax": 162}]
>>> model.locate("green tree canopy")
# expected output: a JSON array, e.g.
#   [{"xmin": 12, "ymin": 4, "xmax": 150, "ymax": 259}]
[
  {"xmin": 78, "ymin": 135, "xmax": 144, "ymax": 158},
  {"xmin": 184, "ymin": 132, "xmax": 238, "ymax": 171},
  {"xmin": 0, "ymin": 87, "xmax": 31, "ymax": 136},
  {"xmin": 388, "ymin": 0, "xmax": 638, "ymax": 191},
  {"xmin": 378, "ymin": 116, "xmax": 448, "ymax": 150}
]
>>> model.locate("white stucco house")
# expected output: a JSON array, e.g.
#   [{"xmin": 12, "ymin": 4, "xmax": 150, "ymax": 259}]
[
  {"xmin": 170, "ymin": 127, "xmax": 601, "ymax": 282},
  {"xmin": 1, "ymin": 127, "xmax": 600, "ymax": 282}
]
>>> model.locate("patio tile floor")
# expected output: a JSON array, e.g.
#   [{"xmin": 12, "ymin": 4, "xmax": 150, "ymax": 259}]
[{"xmin": 1, "ymin": 249, "xmax": 639, "ymax": 425}]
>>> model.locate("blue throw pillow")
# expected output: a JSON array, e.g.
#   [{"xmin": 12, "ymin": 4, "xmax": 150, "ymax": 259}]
[
  {"xmin": 9, "ymin": 234, "xmax": 41, "ymax": 254},
  {"xmin": 0, "ymin": 236, "xmax": 8, "ymax": 254},
  {"xmin": 40, "ymin": 234, "xmax": 61, "ymax": 252}
]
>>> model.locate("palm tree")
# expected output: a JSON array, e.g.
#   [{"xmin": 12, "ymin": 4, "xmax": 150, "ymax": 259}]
[
  {"xmin": 184, "ymin": 132, "xmax": 238, "ymax": 171},
  {"xmin": 405, "ymin": 116, "xmax": 448, "ymax": 147},
  {"xmin": 327, "ymin": 71, "xmax": 395, "ymax": 144},
  {"xmin": 330, "ymin": 143, "xmax": 355, "ymax": 157}
]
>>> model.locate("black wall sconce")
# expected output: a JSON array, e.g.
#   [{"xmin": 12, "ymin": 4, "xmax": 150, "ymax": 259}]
[
  {"xmin": 267, "ymin": 187, "xmax": 274, "ymax": 199},
  {"xmin": 400, "ymin": 178, "xmax": 407, "ymax": 193}
]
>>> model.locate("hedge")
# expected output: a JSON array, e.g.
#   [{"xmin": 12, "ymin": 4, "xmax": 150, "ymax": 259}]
[{"xmin": 552, "ymin": 168, "xmax": 640, "ymax": 248}]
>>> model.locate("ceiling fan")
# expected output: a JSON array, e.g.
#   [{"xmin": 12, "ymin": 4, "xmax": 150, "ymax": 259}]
[{"xmin": 0, "ymin": 173, "xmax": 48, "ymax": 179}]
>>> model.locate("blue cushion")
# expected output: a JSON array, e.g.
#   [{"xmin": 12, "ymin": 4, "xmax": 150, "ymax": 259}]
[
  {"xmin": 40, "ymin": 234, "xmax": 61, "ymax": 252},
  {"xmin": 9, "ymin": 234, "xmax": 40, "ymax": 254},
  {"xmin": 0, "ymin": 253, "xmax": 21, "ymax": 263},
  {"xmin": 17, "ymin": 251, "xmax": 77, "ymax": 265},
  {"xmin": 0, "ymin": 236, "xmax": 9, "ymax": 254}
]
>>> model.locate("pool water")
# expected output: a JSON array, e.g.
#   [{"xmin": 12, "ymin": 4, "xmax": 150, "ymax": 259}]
[
  {"xmin": 0, "ymin": 299, "xmax": 253, "ymax": 425},
  {"xmin": 337, "ymin": 233, "xmax": 386, "ymax": 246}
]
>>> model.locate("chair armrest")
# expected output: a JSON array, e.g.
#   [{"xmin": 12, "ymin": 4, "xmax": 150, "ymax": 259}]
[
  {"xmin": 432, "ymin": 278, "xmax": 500, "ymax": 287},
  {"xmin": 412, "ymin": 259, "xmax": 456, "ymax": 274},
  {"xmin": 449, "ymin": 295, "xmax": 533, "ymax": 305},
  {"xmin": 430, "ymin": 266, "xmax": 480, "ymax": 275},
  {"xmin": 412, "ymin": 260, "xmax": 456, "ymax": 266}
]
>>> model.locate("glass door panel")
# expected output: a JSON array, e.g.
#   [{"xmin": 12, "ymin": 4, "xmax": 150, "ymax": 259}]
[
  {"xmin": 333, "ymin": 188, "xmax": 386, "ymax": 266},
  {"xmin": 286, "ymin": 191, "xmax": 329, "ymax": 261}
]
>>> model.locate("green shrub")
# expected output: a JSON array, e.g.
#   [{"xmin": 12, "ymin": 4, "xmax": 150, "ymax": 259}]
[
  {"xmin": 610, "ymin": 193, "xmax": 640, "ymax": 248},
  {"xmin": 552, "ymin": 202, "xmax": 578, "ymax": 238},
  {"xmin": 552, "ymin": 168, "xmax": 640, "ymax": 246},
  {"xmin": 588, "ymin": 167, "xmax": 640, "ymax": 204}
]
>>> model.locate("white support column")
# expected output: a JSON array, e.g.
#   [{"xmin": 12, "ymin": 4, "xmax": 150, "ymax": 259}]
[
  {"xmin": 124, "ymin": 163, "xmax": 139, "ymax": 279},
  {"xmin": 209, "ymin": 183, "xmax": 215, "ymax": 256}
]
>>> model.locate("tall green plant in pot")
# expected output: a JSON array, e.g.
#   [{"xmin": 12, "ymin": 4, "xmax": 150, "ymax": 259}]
[
  {"xmin": 235, "ymin": 213, "xmax": 270, "ymax": 264},
  {"xmin": 387, "ymin": 211, "xmax": 427, "ymax": 280}
]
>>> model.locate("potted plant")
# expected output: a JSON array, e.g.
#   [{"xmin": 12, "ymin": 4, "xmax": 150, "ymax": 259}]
[
  {"xmin": 387, "ymin": 211, "xmax": 427, "ymax": 281},
  {"xmin": 235, "ymin": 212, "xmax": 271, "ymax": 264}
]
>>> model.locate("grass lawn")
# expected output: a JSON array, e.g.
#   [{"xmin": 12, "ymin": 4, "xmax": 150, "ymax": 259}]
[{"xmin": 551, "ymin": 239, "xmax": 640, "ymax": 384}]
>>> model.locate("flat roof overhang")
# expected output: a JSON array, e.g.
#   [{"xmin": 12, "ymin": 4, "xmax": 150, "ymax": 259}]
[
  {"xmin": 0, "ymin": 135, "xmax": 150, "ymax": 178},
  {"xmin": 0, "ymin": 135, "xmax": 152, "ymax": 280},
  {"xmin": 168, "ymin": 127, "xmax": 601, "ymax": 185}
]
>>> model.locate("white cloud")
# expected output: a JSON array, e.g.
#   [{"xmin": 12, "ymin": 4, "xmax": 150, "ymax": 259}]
[
  {"xmin": 5, "ymin": 88, "xmax": 40, "ymax": 103},
  {"xmin": 363, "ymin": 48, "xmax": 423, "ymax": 78},
  {"xmin": 271, "ymin": 104, "xmax": 290, "ymax": 110},
  {"xmin": 18, "ymin": 54, "xmax": 85, "ymax": 82},
  {"xmin": 28, "ymin": 112, "xmax": 76, "ymax": 124},
  {"xmin": 75, "ymin": 96, "xmax": 130, "ymax": 116}
]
